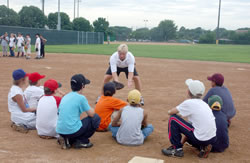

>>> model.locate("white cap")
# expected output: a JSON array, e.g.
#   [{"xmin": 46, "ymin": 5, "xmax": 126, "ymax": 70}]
[{"xmin": 185, "ymin": 79, "xmax": 205, "ymax": 96}]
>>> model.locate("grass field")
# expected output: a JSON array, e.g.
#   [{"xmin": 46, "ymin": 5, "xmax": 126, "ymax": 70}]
[{"xmin": 2, "ymin": 44, "xmax": 250, "ymax": 63}]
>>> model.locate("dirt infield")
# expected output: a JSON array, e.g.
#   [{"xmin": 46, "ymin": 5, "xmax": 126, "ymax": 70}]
[{"xmin": 0, "ymin": 53, "xmax": 250, "ymax": 162}]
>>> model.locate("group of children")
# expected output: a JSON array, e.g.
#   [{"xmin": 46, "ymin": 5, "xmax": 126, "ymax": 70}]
[
  {"xmin": 7, "ymin": 68, "xmax": 235, "ymax": 159},
  {"xmin": 0, "ymin": 32, "xmax": 46, "ymax": 59}
]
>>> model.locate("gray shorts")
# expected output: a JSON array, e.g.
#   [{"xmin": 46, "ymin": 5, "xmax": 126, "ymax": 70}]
[
  {"xmin": 2, "ymin": 46, "xmax": 8, "ymax": 52},
  {"xmin": 17, "ymin": 46, "xmax": 23, "ymax": 52}
]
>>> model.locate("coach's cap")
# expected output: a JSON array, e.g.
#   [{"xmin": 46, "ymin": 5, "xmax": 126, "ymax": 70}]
[
  {"xmin": 207, "ymin": 73, "xmax": 224, "ymax": 86},
  {"xmin": 28, "ymin": 72, "xmax": 45, "ymax": 83},
  {"xmin": 128, "ymin": 89, "xmax": 141, "ymax": 105},
  {"xmin": 185, "ymin": 79, "xmax": 205, "ymax": 96},
  {"xmin": 44, "ymin": 79, "xmax": 61, "ymax": 91},
  {"xmin": 103, "ymin": 82, "xmax": 116, "ymax": 96},
  {"xmin": 208, "ymin": 95, "xmax": 223, "ymax": 111},
  {"xmin": 12, "ymin": 69, "xmax": 28, "ymax": 80},
  {"xmin": 71, "ymin": 74, "xmax": 90, "ymax": 91}
]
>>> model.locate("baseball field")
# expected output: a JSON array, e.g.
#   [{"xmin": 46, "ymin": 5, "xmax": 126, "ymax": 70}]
[{"xmin": 0, "ymin": 43, "xmax": 250, "ymax": 162}]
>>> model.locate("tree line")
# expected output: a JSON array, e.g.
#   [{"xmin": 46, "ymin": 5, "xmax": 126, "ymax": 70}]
[{"xmin": 1, "ymin": 5, "xmax": 250, "ymax": 44}]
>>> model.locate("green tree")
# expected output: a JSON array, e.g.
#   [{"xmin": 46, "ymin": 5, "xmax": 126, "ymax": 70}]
[
  {"xmin": 0, "ymin": 5, "xmax": 20, "ymax": 26},
  {"xmin": 150, "ymin": 27, "xmax": 162, "ymax": 41},
  {"xmin": 72, "ymin": 17, "xmax": 92, "ymax": 31},
  {"xmin": 93, "ymin": 17, "xmax": 109, "ymax": 34},
  {"xmin": 199, "ymin": 31, "xmax": 216, "ymax": 44},
  {"xmin": 48, "ymin": 12, "xmax": 72, "ymax": 30},
  {"xmin": 158, "ymin": 20, "xmax": 177, "ymax": 41},
  {"xmin": 131, "ymin": 28, "xmax": 150, "ymax": 40},
  {"xmin": 109, "ymin": 26, "xmax": 132, "ymax": 41},
  {"xmin": 19, "ymin": 6, "xmax": 47, "ymax": 28}
]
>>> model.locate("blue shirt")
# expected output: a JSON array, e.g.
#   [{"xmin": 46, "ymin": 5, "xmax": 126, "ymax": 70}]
[
  {"xmin": 211, "ymin": 110, "xmax": 229, "ymax": 152},
  {"xmin": 56, "ymin": 92, "xmax": 91, "ymax": 134},
  {"xmin": 203, "ymin": 86, "xmax": 236, "ymax": 120}
]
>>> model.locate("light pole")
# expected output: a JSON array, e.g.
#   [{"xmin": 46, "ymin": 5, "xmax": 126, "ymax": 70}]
[
  {"xmin": 57, "ymin": 0, "xmax": 61, "ymax": 30},
  {"xmin": 144, "ymin": 20, "xmax": 148, "ymax": 28},
  {"xmin": 74, "ymin": 0, "xmax": 76, "ymax": 19},
  {"xmin": 42, "ymin": 0, "xmax": 45, "ymax": 14},
  {"xmin": 7, "ymin": 0, "xmax": 9, "ymax": 8},
  {"xmin": 216, "ymin": 0, "xmax": 221, "ymax": 45}
]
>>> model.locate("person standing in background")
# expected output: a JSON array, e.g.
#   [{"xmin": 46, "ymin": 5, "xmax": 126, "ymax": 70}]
[
  {"xmin": 9, "ymin": 33, "xmax": 16, "ymax": 57},
  {"xmin": 16, "ymin": 33, "xmax": 24, "ymax": 58},
  {"xmin": 1, "ymin": 32, "xmax": 9, "ymax": 57},
  {"xmin": 35, "ymin": 34, "xmax": 41, "ymax": 59},
  {"xmin": 40, "ymin": 35, "xmax": 47, "ymax": 58},
  {"xmin": 25, "ymin": 34, "xmax": 31, "ymax": 59}
]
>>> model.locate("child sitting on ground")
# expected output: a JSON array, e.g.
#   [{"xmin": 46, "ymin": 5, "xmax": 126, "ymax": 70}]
[
  {"xmin": 24, "ymin": 72, "xmax": 45, "ymax": 109},
  {"xmin": 8, "ymin": 69, "xmax": 36, "ymax": 133},
  {"xmin": 162, "ymin": 79, "xmax": 216, "ymax": 158},
  {"xmin": 109, "ymin": 89, "xmax": 154, "ymax": 146},
  {"xmin": 36, "ymin": 79, "xmax": 64, "ymax": 139},
  {"xmin": 95, "ymin": 82, "xmax": 127, "ymax": 132},
  {"xmin": 208, "ymin": 95, "xmax": 229, "ymax": 152}
]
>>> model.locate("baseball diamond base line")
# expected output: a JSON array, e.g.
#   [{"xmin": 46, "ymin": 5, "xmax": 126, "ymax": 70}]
[{"xmin": 0, "ymin": 53, "xmax": 249, "ymax": 162}]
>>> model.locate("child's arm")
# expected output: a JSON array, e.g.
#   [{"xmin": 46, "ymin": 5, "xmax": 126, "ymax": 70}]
[
  {"xmin": 168, "ymin": 107, "xmax": 179, "ymax": 115},
  {"xmin": 86, "ymin": 108, "xmax": 95, "ymax": 118},
  {"xmin": 12, "ymin": 95, "xmax": 36, "ymax": 112},
  {"xmin": 142, "ymin": 111, "xmax": 148, "ymax": 127},
  {"xmin": 112, "ymin": 109, "xmax": 122, "ymax": 127}
]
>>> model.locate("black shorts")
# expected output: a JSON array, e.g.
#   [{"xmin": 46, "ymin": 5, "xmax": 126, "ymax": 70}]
[{"xmin": 106, "ymin": 66, "xmax": 139, "ymax": 79}]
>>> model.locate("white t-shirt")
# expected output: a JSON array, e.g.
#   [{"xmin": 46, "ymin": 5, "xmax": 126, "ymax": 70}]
[
  {"xmin": 9, "ymin": 37, "xmax": 15, "ymax": 47},
  {"xmin": 36, "ymin": 96, "xmax": 61, "ymax": 137},
  {"xmin": 24, "ymin": 86, "xmax": 44, "ymax": 109},
  {"xmin": 8, "ymin": 85, "xmax": 36, "ymax": 125},
  {"xmin": 176, "ymin": 99, "xmax": 216, "ymax": 141},
  {"xmin": 110, "ymin": 51, "xmax": 135, "ymax": 73},
  {"xmin": 26, "ymin": 37, "xmax": 31, "ymax": 48},
  {"xmin": 17, "ymin": 36, "xmax": 24, "ymax": 47},
  {"xmin": 35, "ymin": 37, "xmax": 41, "ymax": 49}
]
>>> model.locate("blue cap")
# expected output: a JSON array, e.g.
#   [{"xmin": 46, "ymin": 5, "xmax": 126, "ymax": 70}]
[{"xmin": 12, "ymin": 69, "xmax": 27, "ymax": 80}]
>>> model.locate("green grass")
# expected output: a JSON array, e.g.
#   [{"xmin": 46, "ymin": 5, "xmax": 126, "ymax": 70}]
[{"xmin": 2, "ymin": 44, "xmax": 250, "ymax": 63}]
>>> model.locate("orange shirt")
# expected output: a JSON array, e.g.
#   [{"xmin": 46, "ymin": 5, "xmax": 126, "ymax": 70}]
[{"xmin": 95, "ymin": 96, "xmax": 127, "ymax": 130}]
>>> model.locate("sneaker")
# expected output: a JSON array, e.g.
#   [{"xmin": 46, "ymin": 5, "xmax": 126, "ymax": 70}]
[
  {"xmin": 11, "ymin": 122, "xmax": 29, "ymax": 133},
  {"xmin": 57, "ymin": 136, "xmax": 71, "ymax": 149},
  {"xmin": 198, "ymin": 144, "xmax": 212, "ymax": 158},
  {"xmin": 140, "ymin": 96, "xmax": 144, "ymax": 106},
  {"xmin": 95, "ymin": 96, "xmax": 101, "ymax": 104},
  {"xmin": 162, "ymin": 146, "xmax": 184, "ymax": 158},
  {"xmin": 74, "ymin": 142, "xmax": 93, "ymax": 149}
]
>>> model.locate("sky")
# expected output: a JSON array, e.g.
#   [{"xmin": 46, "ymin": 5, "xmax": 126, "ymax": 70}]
[{"xmin": 1, "ymin": 0, "xmax": 250, "ymax": 30}]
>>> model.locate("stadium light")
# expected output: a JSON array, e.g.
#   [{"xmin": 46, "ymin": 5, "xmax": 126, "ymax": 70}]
[
  {"xmin": 7, "ymin": 0, "xmax": 9, "ymax": 8},
  {"xmin": 216, "ymin": 0, "xmax": 222, "ymax": 45},
  {"xmin": 41, "ymin": 0, "xmax": 45, "ymax": 14},
  {"xmin": 57, "ymin": 0, "xmax": 61, "ymax": 30},
  {"xmin": 74, "ymin": 0, "xmax": 76, "ymax": 19}
]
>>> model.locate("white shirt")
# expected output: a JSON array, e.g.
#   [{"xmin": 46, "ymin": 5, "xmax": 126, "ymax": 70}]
[
  {"xmin": 24, "ymin": 86, "xmax": 44, "ymax": 109},
  {"xmin": 8, "ymin": 85, "xmax": 36, "ymax": 125},
  {"xmin": 35, "ymin": 37, "xmax": 41, "ymax": 49},
  {"xmin": 36, "ymin": 96, "xmax": 60, "ymax": 137},
  {"xmin": 110, "ymin": 51, "xmax": 135, "ymax": 73},
  {"xmin": 26, "ymin": 37, "xmax": 31, "ymax": 47},
  {"xmin": 9, "ymin": 37, "xmax": 15, "ymax": 47},
  {"xmin": 17, "ymin": 36, "xmax": 24, "ymax": 47},
  {"xmin": 176, "ymin": 99, "xmax": 216, "ymax": 141}
]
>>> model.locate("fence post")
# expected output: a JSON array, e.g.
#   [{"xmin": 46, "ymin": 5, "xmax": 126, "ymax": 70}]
[
  {"xmin": 82, "ymin": 31, "xmax": 83, "ymax": 44},
  {"xmin": 77, "ymin": 31, "xmax": 79, "ymax": 45},
  {"xmin": 86, "ymin": 32, "xmax": 88, "ymax": 44}
]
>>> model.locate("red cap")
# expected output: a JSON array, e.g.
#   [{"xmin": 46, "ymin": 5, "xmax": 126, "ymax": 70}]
[
  {"xmin": 207, "ymin": 73, "xmax": 224, "ymax": 86},
  {"xmin": 44, "ymin": 79, "xmax": 59, "ymax": 91},
  {"xmin": 28, "ymin": 72, "xmax": 45, "ymax": 82}
]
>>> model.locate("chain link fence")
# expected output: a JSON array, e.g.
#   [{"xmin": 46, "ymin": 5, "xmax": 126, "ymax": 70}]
[{"xmin": 0, "ymin": 25, "xmax": 104, "ymax": 45}]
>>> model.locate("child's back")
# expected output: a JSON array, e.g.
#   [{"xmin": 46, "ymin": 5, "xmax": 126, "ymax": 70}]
[
  {"xmin": 24, "ymin": 85, "xmax": 44, "ymax": 108},
  {"xmin": 116, "ymin": 105, "xmax": 144, "ymax": 146}
]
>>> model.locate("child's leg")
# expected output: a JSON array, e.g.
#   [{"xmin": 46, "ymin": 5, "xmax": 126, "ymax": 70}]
[
  {"xmin": 108, "ymin": 124, "xmax": 119, "ymax": 138},
  {"xmin": 142, "ymin": 124, "xmax": 154, "ymax": 139},
  {"xmin": 168, "ymin": 115, "xmax": 197, "ymax": 149}
]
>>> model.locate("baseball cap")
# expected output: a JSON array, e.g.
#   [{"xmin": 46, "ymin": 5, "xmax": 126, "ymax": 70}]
[
  {"xmin": 207, "ymin": 73, "xmax": 224, "ymax": 86},
  {"xmin": 44, "ymin": 79, "xmax": 62, "ymax": 91},
  {"xmin": 128, "ymin": 89, "xmax": 141, "ymax": 105},
  {"xmin": 71, "ymin": 74, "xmax": 90, "ymax": 91},
  {"xmin": 28, "ymin": 72, "xmax": 45, "ymax": 82},
  {"xmin": 185, "ymin": 79, "xmax": 205, "ymax": 96},
  {"xmin": 208, "ymin": 95, "xmax": 223, "ymax": 111},
  {"xmin": 103, "ymin": 82, "xmax": 116, "ymax": 96},
  {"xmin": 12, "ymin": 69, "xmax": 28, "ymax": 80}
]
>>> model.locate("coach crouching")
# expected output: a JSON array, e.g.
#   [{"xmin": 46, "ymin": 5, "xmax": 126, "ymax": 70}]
[{"xmin": 98, "ymin": 44, "xmax": 144, "ymax": 105}]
